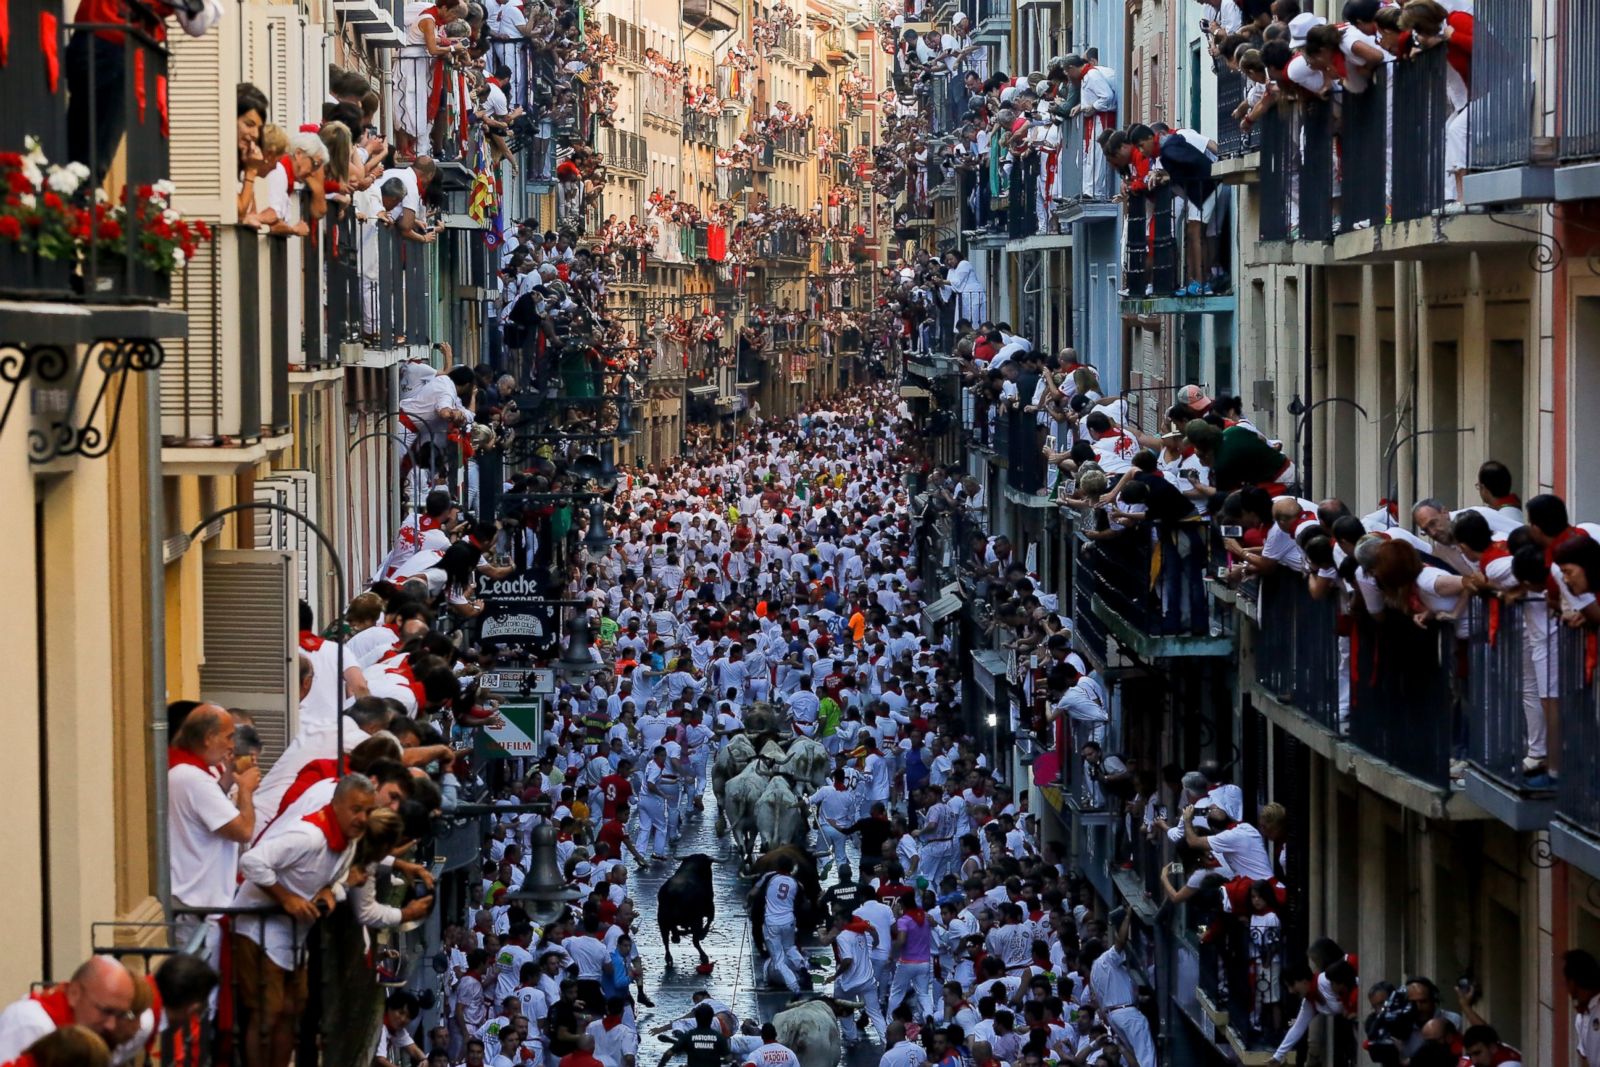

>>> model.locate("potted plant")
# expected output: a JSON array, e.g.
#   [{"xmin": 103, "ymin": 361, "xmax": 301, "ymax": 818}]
[
  {"xmin": 84, "ymin": 180, "xmax": 211, "ymax": 303},
  {"xmin": 0, "ymin": 137, "xmax": 89, "ymax": 299}
]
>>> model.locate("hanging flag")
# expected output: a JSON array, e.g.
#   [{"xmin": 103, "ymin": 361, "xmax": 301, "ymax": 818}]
[{"xmin": 467, "ymin": 134, "xmax": 497, "ymax": 229}]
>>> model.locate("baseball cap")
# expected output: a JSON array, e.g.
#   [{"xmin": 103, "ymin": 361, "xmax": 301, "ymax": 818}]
[{"xmin": 1177, "ymin": 384, "xmax": 1213, "ymax": 412}]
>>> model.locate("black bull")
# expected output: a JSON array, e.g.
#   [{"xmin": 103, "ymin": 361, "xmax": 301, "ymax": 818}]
[{"xmin": 657, "ymin": 853, "xmax": 715, "ymax": 969}]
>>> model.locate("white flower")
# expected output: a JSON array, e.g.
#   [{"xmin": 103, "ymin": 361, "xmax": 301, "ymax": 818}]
[
  {"xmin": 94, "ymin": 188, "xmax": 111, "ymax": 205},
  {"xmin": 66, "ymin": 162, "xmax": 90, "ymax": 181},
  {"xmin": 45, "ymin": 167, "xmax": 81, "ymax": 195},
  {"xmin": 23, "ymin": 135, "xmax": 45, "ymax": 167},
  {"xmin": 18, "ymin": 193, "xmax": 36, "ymax": 210},
  {"xmin": 162, "ymin": 208, "xmax": 181, "ymax": 225},
  {"xmin": 171, "ymin": 246, "xmax": 187, "ymax": 270},
  {"xmin": 20, "ymin": 162, "xmax": 43, "ymax": 190},
  {"xmin": 152, "ymin": 179, "xmax": 176, "ymax": 198}
]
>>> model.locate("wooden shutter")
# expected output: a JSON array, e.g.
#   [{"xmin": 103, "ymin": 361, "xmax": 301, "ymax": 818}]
[
  {"xmin": 256, "ymin": 472, "xmax": 325, "ymax": 617},
  {"xmin": 198, "ymin": 550, "xmax": 298, "ymax": 768},
  {"xmin": 167, "ymin": 24, "xmax": 239, "ymax": 220}
]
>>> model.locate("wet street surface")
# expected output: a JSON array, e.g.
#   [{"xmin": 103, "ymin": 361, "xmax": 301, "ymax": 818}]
[{"xmin": 625, "ymin": 793, "xmax": 881, "ymax": 1066}]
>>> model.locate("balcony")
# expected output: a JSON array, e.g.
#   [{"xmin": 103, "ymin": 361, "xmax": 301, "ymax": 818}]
[
  {"xmin": 1552, "ymin": 626, "xmax": 1600, "ymax": 878},
  {"xmin": 1118, "ymin": 185, "xmax": 1237, "ymax": 315},
  {"xmin": 683, "ymin": 0, "xmax": 739, "ymax": 32},
  {"xmin": 821, "ymin": 27, "xmax": 851, "ymax": 65},
  {"xmin": 1239, "ymin": 47, "xmax": 1541, "ymax": 262},
  {"xmin": 717, "ymin": 166, "xmax": 753, "ymax": 200},
  {"xmin": 1239, "ymin": 577, "xmax": 1477, "ymax": 818},
  {"xmin": 758, "ymin": 229, "xmax": 810, "ymax": 262},
  {"xmin": 0, "ymin": 12, "xmax": 186, "ymax": 336},
  {"xmin": 684, "ymin": 110, "xmax": 720, "ymax": 148},
  {"xmin": 772, "ymin": 127, "xmax": 812, "ymax": 159},
  {"xmin": 1213, "ymin": 67, "xmax": 1259, "ymax": 182},
  {"xmin": 1462, "ymin": 598, "xmax": 1559, "ymax": 830},
  {"xmin": 641, "ymin": 73, "xmax": 682, "ymax": 128},
  {"xmin": 1461, "ymin": 0, "xmax": 1600, "ymax": 204},
  {"xmin": 973, "ymin": 0, "xmax": 1010, "ymax": 41},
  {"xmin": 605, "ymin": 129, "xmax": 647, "ymax": 176},
  {"xmin": 1074, "ymin": 520, "xmax": 1234, "ymax": 660},
  {"xmin": 715, "ymin": 65, "xmax": 753, "ymax": 111}
]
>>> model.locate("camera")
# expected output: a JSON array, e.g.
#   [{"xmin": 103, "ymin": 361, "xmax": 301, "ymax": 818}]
[{"xmin": 1364, "ymin": 989, "xmax": 1417, "ymax": 1066}]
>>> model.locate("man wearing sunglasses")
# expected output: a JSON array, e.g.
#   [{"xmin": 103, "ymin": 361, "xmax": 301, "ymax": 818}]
[{"xmin": 0, "ymin": 955, "xmax": 137, "ymax": 1060}]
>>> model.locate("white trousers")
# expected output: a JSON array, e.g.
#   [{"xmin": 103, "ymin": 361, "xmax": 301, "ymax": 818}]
[
  {"xmin": 836, "ymin": 978, "xmax": 887, "ymax": 1044},
  {"xmin": 763, "ymin": 922, "xmax": 807, "ymax": 992},
  {"xmin": 818, "ymin": 823, "xmax": 850, "ymax": 870},
  {"xmin": 638, "ymin": 794, "xmax": 669, "ymax": 854},
  {"xmin": 1107, "ymin": 1006, "xmax": 1157, "ymax": 1067},
  {"xmin": 887, "ymin": 960, "xmax": 934, "ymax": 1020}
]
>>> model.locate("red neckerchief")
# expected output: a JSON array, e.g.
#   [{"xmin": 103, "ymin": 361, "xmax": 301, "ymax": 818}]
[
  {"xmin": 281, "ymin": 758, "xmax": 342, "ymax": 812},
  {"xmin": 168, "ymin": 747, "xmax": 215, "ymax": 772},
  {"xmin": 29, "ymin": 986, "xmax": 74, "ymax": 1026},
  {"xmin": 303, "ymin": 804, "xmax": 350, "ymax": 851},
  {"xmin": 277, "ymin": 153, "xmax": 297, "ymax": 192},
  {"xmin": 1491, "ymin": 493, "xmax": 1520, "ymax": 509},
  {"xmin": 602, "ymin": 1014, "xmax": 626, "ymax": 1031},
  {"xmin": 1478, "ymin": 540, "xmax": 1514, "ymax": 644},
  {"xmin": 299, "ymin": 630, "xmax": 326, "ymax": 652}
]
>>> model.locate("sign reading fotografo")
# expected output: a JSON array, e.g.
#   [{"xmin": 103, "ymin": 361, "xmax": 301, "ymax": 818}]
[
  {"xmin": 477, "ymin": 573, "xmax": 561, "ymax": 655},
  {"xmin": 477, "ymin": 700, "xmax": 545, "ymax": 758}
]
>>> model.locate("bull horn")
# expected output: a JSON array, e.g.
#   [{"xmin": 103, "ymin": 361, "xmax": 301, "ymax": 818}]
[{"xmin": 828, "ymin": 997, "xmax": 865, "ymax": 1012}]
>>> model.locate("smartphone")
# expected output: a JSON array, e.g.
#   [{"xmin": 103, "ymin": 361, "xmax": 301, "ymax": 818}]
[{"xmin": 1219, "ymin": 524, "xmax": 1243, "ymax": 538}]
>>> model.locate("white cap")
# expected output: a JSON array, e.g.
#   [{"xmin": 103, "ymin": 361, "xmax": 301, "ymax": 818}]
[{"xmin": 1288, "ymin": 11, "xmax": 1326, "ymax": 46}]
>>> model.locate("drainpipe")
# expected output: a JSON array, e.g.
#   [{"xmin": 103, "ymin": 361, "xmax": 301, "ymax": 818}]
[{"xmin": 146, "ymin": 373, "xmax": 171, "ymax": 918}]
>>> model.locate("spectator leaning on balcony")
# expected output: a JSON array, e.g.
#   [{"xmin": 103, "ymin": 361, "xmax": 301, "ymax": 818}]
[
  {"xmin": 1399, "ymin": 0, "xmax": 1474, "ymax": 206},
  {"xmin": 1127, "ymin": 123, "xmax": 1222, "ymax": 297},
  {"xmin": 259, "ymin": 131, "xmax": 329, "ymax": 239},
  {"xmin": 231, "ymin": 773, "xmax": 378, "ymax": 1067},
  {"xmin": 168, "ymin": 702, "xmax": 260, "ymax": 951},
  {"xmin": 1064, "ymin": 55, "xmax": 1118, "ymax": 200},
  {"xmin": 1224, "ymin": 495, "xmax": 1307, "ymax": 577},
  {"xmin": 1185, "ymin": 418, "xmax": 1294, "ymax": 493},
  {"xmin": 1475, "ymin": 459, "xmax": 1523, "ymax": 519},
  {"xmin": 378, "ymin": 158, "xmax": 442, "ymax": 243}
]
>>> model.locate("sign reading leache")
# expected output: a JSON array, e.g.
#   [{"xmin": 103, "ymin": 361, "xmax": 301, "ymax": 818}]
[
  {"xmin": 476, "ymin": 700, "xmax": 545, "ymax": 758},
  {"xmin": 477, "ymin": 573, "xmax": 561, "ymax": 655}
]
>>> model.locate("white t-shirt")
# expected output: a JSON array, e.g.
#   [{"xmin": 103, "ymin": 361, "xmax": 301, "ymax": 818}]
[
  {"xmin": 168, "ymin": 762, "xmax": 242, "ymax": 908},
  {"xmin": 763, "ymin": 873, "xmax": 800, "ymax": 926},
  {"xmin": 377, "ymin": 166, "xmax": 424, "ymax": 222},
  {"xmin": 586, "ymin": 1018, "xmax": 639, "ymax": 1067},
  {"xmin": 1206, "ymin": 822, "xmax": 1276, "ymax": 881},
  {"xmin": 1262, "ymin": 524, "xmax": 1307, "ymax": 572}
]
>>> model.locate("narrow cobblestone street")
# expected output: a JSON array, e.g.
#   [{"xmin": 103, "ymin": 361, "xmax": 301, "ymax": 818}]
[{"xmin": 624, "ymin": 793, "xmax": 881, "ymax": 1065}]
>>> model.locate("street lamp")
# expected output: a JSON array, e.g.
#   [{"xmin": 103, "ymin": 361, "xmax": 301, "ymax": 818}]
[
  {"xmin": 505, "ymin": 818, "xmax": 582, "ymax": 927},
  {"xmin": 555, "ymin": 612, "xmax": 605, "ymax": 678}
]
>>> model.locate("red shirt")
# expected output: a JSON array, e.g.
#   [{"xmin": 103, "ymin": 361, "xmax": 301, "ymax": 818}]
[
  {"xmin": 600, "ymin": 774, "xmax": 634, "ymax": 820},
  {"xmin": 559, "ymin": 1053, "xmax": 604, "ymax": 1067},
  {"xmin": 598, "ymin": 818, "xmax": 628, "ymax": 855}
]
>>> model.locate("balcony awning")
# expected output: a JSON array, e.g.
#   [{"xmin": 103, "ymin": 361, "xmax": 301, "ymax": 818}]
[
  {"xmin": 971, "ymin": 650, "xmax": 1009, "ymax": 701},
  {"xmin": 899, "ymin": 384, "xmax": 932, "ymax": 399},
  {"xmin": 921, "ymin": 590, "xmax": 963, "ymax": 626},
  {"xmin": 687, "ymin": 385, "xmax": 719, "ymax": 398}
]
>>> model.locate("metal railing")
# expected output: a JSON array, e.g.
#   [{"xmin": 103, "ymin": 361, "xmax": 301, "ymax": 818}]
[
  {"xmin": 1558, "ymin": 625, "xmax": 1600, "ymax": 830},
  {"xmin": 641, "ymin": 72, "xmax": 681, "ymax": 123},
  {"xmin": 1069, "ymin": 522, "xmax": 1110, "ymax": 666},
  {"xmin": 1079, "ymin": 521, "xmax": 1216, "ymax": 637},
  {"xmin": 773, "ymin": 127, "xmax": 812, "ymax": 157},
  {"xmin": 1559, "ymin": 0, "xmax": 1600, "ymax": 161},
  {"xmin": 717, "ymin": 166, "xmax": 753, "ymax": 200},
  {"xmin": 1258, "ymin": 97, "xmax": 1334, "ymax": 242},
  {"xmin": 1120, "ymin": 184, "xmax": 1179, "ymax": 297},
  {"xmin": 1254, "ymin": 571, "xmax": 1341, "ymax": 730},
  {"xmin": 1348, "ymin": 612, "xmax": 1454, "ymax": 789},
  {"xmin": 1215, "ymin": 67, "xmax": 1254, "ymax": 159},
  {"xmin": 1469, "ymin": 0, "xmax": 1535, "ymax": 169},
  {"xmin": 0, "ymin": 23, "xmax": 173, "ymax": 303},
  {"xmin": 683, "ymin": 109, "xmax": 719, "ymax": 146},
  {"xmin": 1389, "ymin": 46, "xmax": 1449, "ymax": 222},
  {"xmin": 1341, "ymin": 74, "xmax": 1389, "ymax": 231},
  {"xmin": 606, "ymin": 129, "xmax": 647, "ymax": 173},
  {"xmin": 975, "ymin": 0, "xmax": 1008, "ymax": 26},
  {"xmin": 1464, "ymin": 596, "xmax": 1547, "ymax": 791}
]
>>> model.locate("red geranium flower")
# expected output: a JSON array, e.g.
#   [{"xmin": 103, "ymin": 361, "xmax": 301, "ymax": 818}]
[{"xmin": 0, "ymin": 216, "xmax": 21, "ymax": 239}]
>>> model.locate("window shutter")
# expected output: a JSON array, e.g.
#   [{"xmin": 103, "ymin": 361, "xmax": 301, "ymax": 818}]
[
  {"xmin": 258, "ymin": 470, "xmax": 324, "ymax": 617},
  {"xmin": 199, "ymin": 549, "xmax": 298, "ymax": 768},
  {"xmin": 247, "ymin": 7, "xmax": 308, "ymax": 129},
  {"xmin": 167, "ymin": 23, "xmax": 239, "ymax": 220}
]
